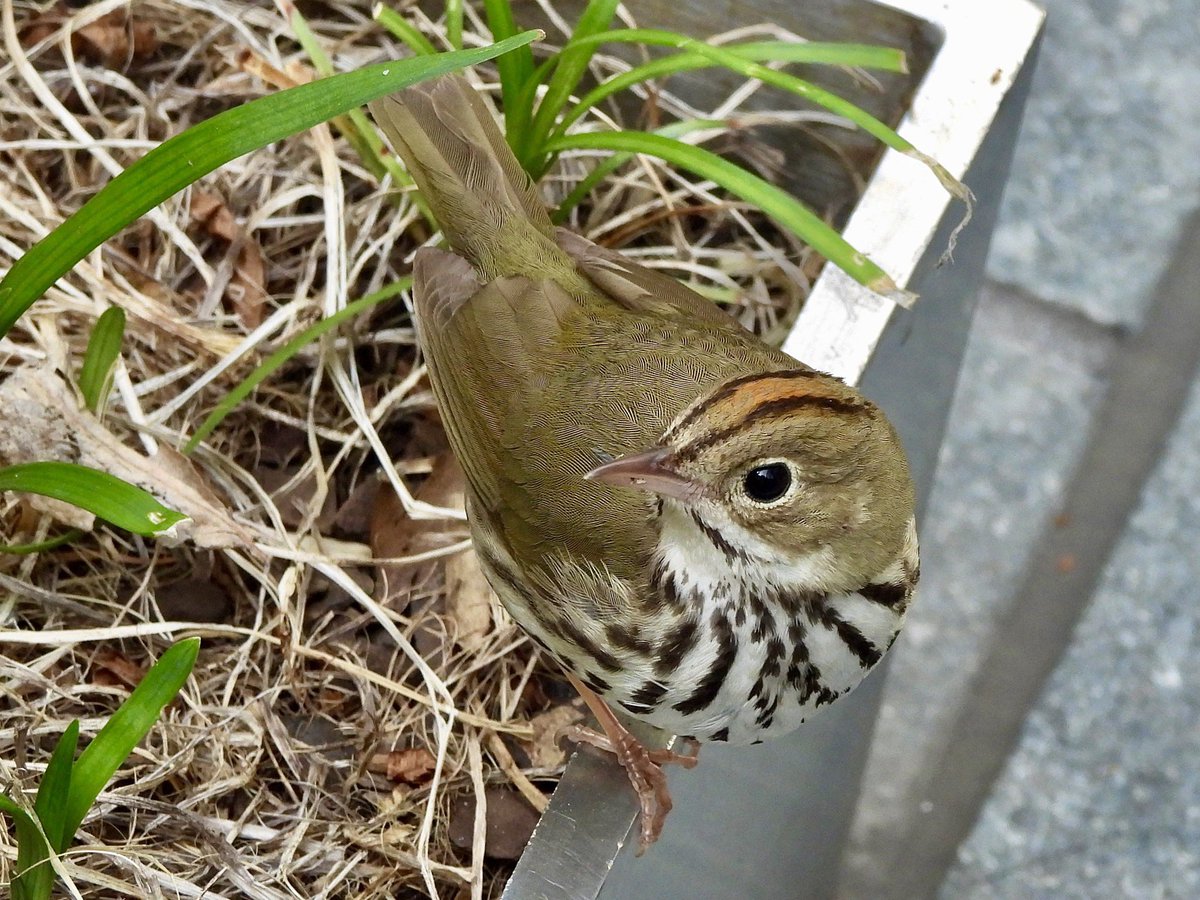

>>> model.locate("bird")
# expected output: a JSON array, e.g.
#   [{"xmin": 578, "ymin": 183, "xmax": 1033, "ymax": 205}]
[{"xmin": 370, "ymin": 75, "xmax": 918, "ymax": 852}]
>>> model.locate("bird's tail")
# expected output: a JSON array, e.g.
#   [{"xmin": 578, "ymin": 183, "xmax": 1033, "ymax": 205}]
[{"xmin": 370, "ymin": 75, "xmax": 570, "ymax": 282}]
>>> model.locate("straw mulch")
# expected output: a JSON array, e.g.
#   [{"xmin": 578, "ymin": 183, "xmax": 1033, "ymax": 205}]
[{"xmin": 0, "ymin": 1, "xmax": 828, "ymax": 896}]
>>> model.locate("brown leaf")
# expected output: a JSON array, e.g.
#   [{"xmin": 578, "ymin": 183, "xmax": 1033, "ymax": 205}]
[
  {"xmin": 91, "ymin": 649, "xmax": 146, "ymax": 690},
  {"xmin": 74, "ymin": 11, "xmax": 159, "ymax": 68},
  {"xmin": 367, "ymin": 747, "xmax": 438, "ymax": 786},
  {"xmin": 333, "ymin": 475, "xmax": 381, "ymax": 539},
  {"xmin": 370, "ymin": 454, "xmax": 468, "ymax": 604},
  {"xmin": 230, "ymin": 240, "xmax": 268, "ymax": 329},
  {"xmin": 525, "ymin": 704, "xmax": 586, "ymax": 769},
  {"xmin": 6, "ymin": 500, "xmax": 46, "ymax": 540},
  {"xmin": 20, "ymin": 7, "xmax": 157, "ymax": 68},
  {"xmin": 444, "ymin": 548, "xmax": 492, "ymax": 651},
  {"xmin": 448, "ymin": 786, "xmax": 540, "ymax": 860},
  {"xmin": 19, "ymin": 12, "xmax": 60, "ymax": 49},
  {"xmin": 190, "ymin": 190, "xmax": 237, "ymax": 242},
  {"xmin": 189, "ymin": 190, "xmax": 269, "ymax": 329},
  {"xmin": 257, "ymin": 465, "xmax": 337, "ymax": 530}
]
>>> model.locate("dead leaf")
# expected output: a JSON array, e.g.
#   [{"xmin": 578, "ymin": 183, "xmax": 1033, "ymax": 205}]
[
  {"xmin": 146, "ymin": 444, "xmax": 258, "ymax": 548},
  {"xmin": 19, "ymin": 7, "xmax": 157, "ymax": 68},
  {"xmin": 444, "ymin": 548, "xmax": 492, "ymax": 651},
  {"xmin": 190, "ymin": 190, "xmax": 269, "ymax": 329},
  {"xmin": 4, "ymin": 499, "xmax": 46, "ymax": 540},
  {"xmin": 229, "ymin": 240, "xmax": 268, "ymax": 329},
  {"xmin": 367, "ymin": 746, "xmax": 438, "ymax": 786},
  {"xmin": 74, "ymin": 10, "xmax": 158, "ymax": 68},
  {"xmin": 190, "ymin": 190, "xmax": 237, "ymax": 241},
  {"xmin": 0, "ymin": 367, "xmax": 255, "ymax": 549},
  {"xmin": 525, "ymin": 704, "xmax": 586, "ymax": 769},
  {"xmin": 370, "ymin": 454, "xmax": 468, "ymax": 604},
  {"xmin": 257, "ymin": 465, "xmax": 337, "ymax": 530},
  {"xmin": 91, "ymin": 649, "xmax": 146, "ymax": 689},
  {"xmin": 448, "ymin": 786, "xmax": 539, "ymax": 860},
  {"xmin": 333, "ymin": 474, "xmax": 380, "ymax": 539},
  {"xmin": 17, "ymin": 6, "xmax": 62, "ymax": 48}
]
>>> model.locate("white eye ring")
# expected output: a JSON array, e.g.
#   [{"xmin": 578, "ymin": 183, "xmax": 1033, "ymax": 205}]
[{"xmin": 738, "ymin": 458, "xmax": 798, "ymax": 507}]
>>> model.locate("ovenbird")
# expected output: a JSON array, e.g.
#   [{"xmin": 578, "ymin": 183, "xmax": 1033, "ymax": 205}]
[{"xmin": 371, "ymin": 76, "xmax": 918, "ymax": 850}]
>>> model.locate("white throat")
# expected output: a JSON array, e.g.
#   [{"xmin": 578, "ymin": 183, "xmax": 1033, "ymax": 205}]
[{"xmin": 654, "ymin": 501, "xmax": 842, "ymax": 600}]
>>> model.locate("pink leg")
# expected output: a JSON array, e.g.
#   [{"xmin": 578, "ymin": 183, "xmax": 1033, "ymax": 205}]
[{"xmin": 563, "ymin": 673, "xmax": 701, "ymax": 853}]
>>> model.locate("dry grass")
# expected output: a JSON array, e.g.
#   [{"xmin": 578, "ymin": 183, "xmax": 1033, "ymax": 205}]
[{"xmin": 0, "ymin": 1, "xmax": 838, "ymax": 896}]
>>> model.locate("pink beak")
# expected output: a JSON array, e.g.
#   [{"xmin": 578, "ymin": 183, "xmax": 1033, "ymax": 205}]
[{"xmin": 584, "ymin": 448, "xmax": 703, "ymax": 503}]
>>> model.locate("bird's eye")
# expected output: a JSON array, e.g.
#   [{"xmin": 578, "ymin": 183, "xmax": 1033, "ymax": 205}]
[{"xmin": 742, "ymin": 463, "xmax": 792, "ymax": 503}]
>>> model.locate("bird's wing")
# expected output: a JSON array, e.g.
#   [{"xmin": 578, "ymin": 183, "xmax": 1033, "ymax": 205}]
[{"xmin": 413, "ymin": 246, "xmax": 783, "ymax": 584}]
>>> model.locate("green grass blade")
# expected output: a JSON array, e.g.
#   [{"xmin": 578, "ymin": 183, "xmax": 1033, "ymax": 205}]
[
  {"xmin": 0, "ymin": 462, "xmax": 187, "ymax": 535},
  {"xmin": 510, "ymin": 54, "xmax": 560, "ymax": 143},
  {"xmin": 573, "ymin": 31, "xmax": 965, "ymax": 206},
  {"xmin": 0, "ymin": 793, "xmax": 54, "ymax": 900},
  {"xmin": 77, "ymin": 307, "xmax": 126, "ymax": 415},
  {"xmin": 61, "ymin": 638, "xmax": 200, "ymax": 845},
  {"xmin": 686, "ymin": 37, "xmax": 975, "ymax": 242},
  {"xmin": 287, "ymin": 2, "xmax": 389, "ymax": 183},
  {"xmin": 556, "ymin": 39, "xmax": 907, "ymax": 136},
  {"xmin": 571, "ymin": 29, "xmax": 908, "ymax": 70},
  {"xmin": 560, "ymin": 29, "xmax": 922, "ymax": 148},
  {"xmin": 521, "ymin": 0, "xmax": 621, "ymax": 173},
  {"xmin": 680, "ymin": 39, "xmax": 920, "ymax": 151},
  {"xmin": 374, "ymin": 5, "xmax": 437, "ymax": 56},
  {"xmin": 34, "ymin": 721, "xmax": 79, "ymax": 853},
  {"xmin": 567, "ymin": 29, "xmax": 898, "ymax": 132},
  {"xmin": 0, "ymin": 529, "xmax": 84, "ymax": 556},
  {"xmin": 183, "ymin": 278, "xmax": 409, "ymax": 453},
  {"xmin": 552, "ymin": 118, "xmax": 721, "ymax": 222},
  {"xmin": 734, "ymin": 40, "xmax": 906, "ymax": 70},
  {"xmin": 553, "ymin": 151, "xmax": 628, "ymax": 224},
  {"xmin": 0, "ymin": 33, "xmax": 540, "ymax": 339},
  {"xmin": 445, "ymin": 0, "xmax": 464, "ymax": 50},
  {"xmin": 544, "ymin": 130, "xmax": 907, "ymax": 298},
  {"xmin": 482, "ymin": 0, "xmax": 536, "ymax": 139}
]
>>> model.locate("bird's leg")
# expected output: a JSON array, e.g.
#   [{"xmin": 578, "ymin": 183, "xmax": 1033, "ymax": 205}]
[{"xmin": 563, "ymin": 672, "xmax": 700, "ymax": 853}]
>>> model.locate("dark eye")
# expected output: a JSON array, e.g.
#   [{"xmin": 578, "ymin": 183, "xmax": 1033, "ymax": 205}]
[{"xmin": 742, "ymin": 463, "xmax": 792, "ymax": 503}]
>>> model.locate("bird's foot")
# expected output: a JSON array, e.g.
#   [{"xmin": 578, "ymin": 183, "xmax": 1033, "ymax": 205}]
[
  {"xmin": 562, "ymin": 674, "xmax": 701, "ymax": 853},
  {"xmin": 564, "ymin": 724, "xmax": 700, "ymax": 853}
]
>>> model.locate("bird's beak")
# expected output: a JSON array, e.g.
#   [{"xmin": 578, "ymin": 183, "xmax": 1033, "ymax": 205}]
[{"xmin": 584, "ymin": 448, "xmax": 703, "ymax": 503}]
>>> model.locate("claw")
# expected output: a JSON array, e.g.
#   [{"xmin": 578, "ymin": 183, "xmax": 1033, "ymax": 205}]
[{"xmin": 648, "ymin": 736, "xmax": 700, "ymax": 769}]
